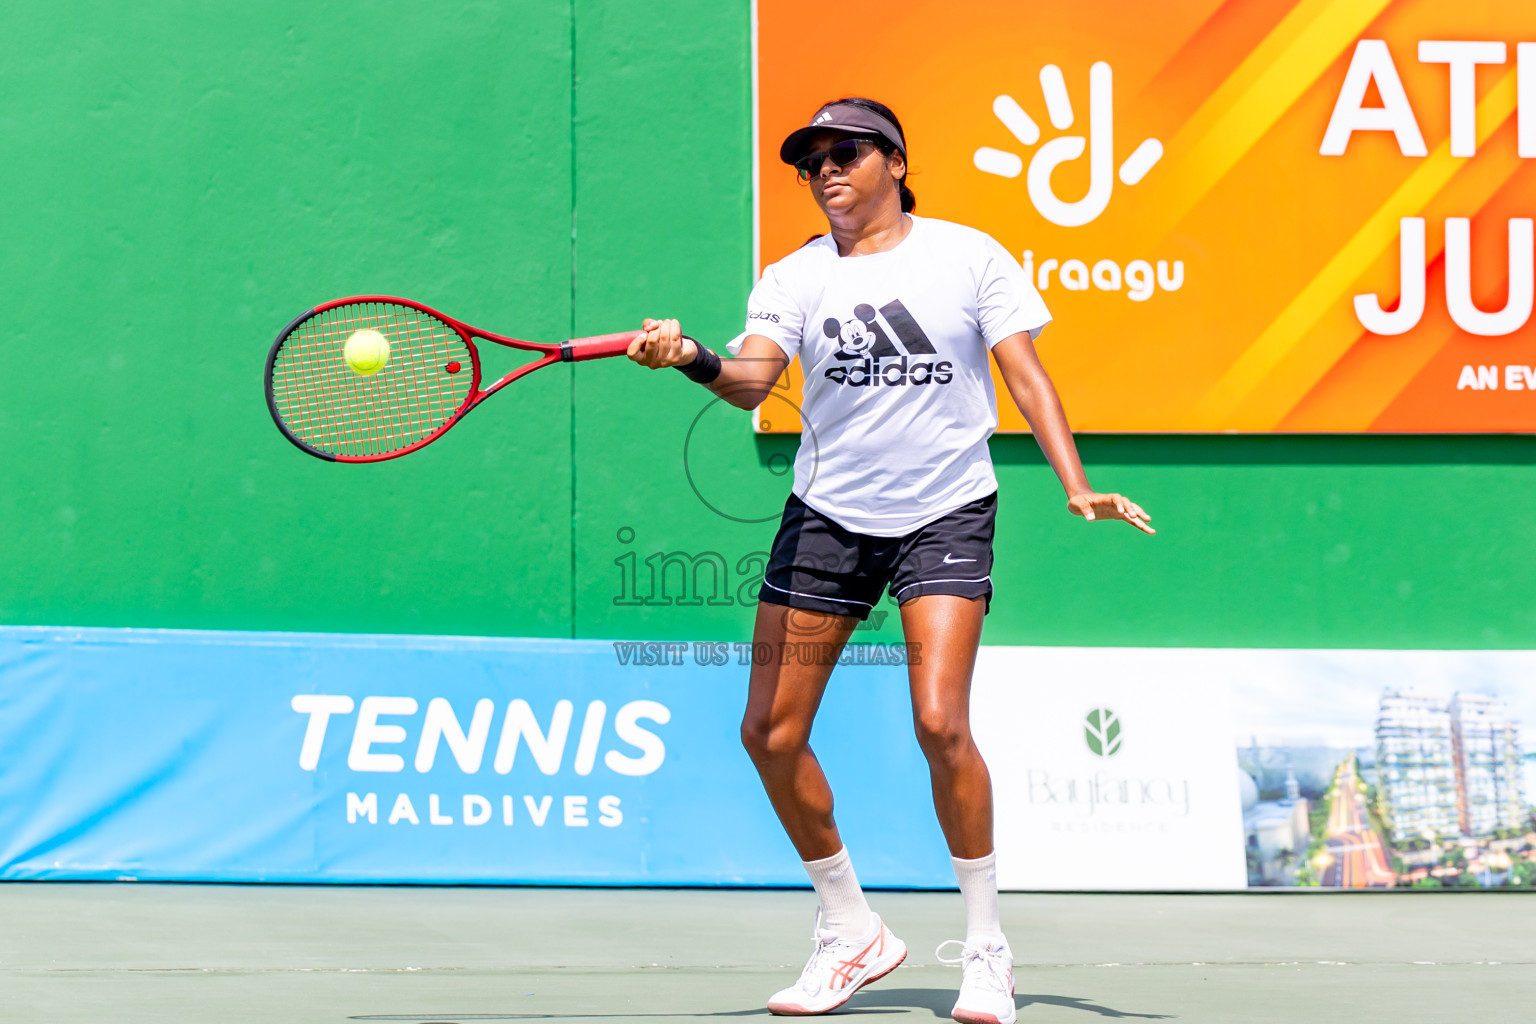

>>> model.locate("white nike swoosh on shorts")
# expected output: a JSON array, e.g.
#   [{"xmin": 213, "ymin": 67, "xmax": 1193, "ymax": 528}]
[{"xmin": 942, "ymin": 554, "xmax": 977, "ymax": 564}]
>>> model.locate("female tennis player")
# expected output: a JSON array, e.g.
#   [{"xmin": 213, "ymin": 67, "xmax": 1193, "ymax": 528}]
[{"xmin": 628, "ymin": 98, "xmax": 1152, "ymax": 1022}]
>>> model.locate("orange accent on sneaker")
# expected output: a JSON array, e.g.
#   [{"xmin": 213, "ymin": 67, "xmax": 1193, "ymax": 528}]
[{"xmin": 827, "ymin": 927, "xmax": 884, "ymax": 990}]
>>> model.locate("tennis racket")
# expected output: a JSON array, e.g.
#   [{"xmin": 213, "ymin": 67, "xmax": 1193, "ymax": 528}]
[{"xmin": 265, "ymin": 295, "xmax": 647, "ymax": 463}]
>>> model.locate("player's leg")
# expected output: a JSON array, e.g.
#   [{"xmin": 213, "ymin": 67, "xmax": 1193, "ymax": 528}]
[
  {"xmin": 901, "ymin": 593, "xmax": 1014, "ymax": 1024},
  {"xmin": 745, "ymin": 495, "xmax": 908, "ymax": 1013},
  {"xmin": 889, "ymin": 494, "xmax": 1015, "ymax": 1024},
  {"xmin": 900, "ymin": 593, "xmax": 993, "ymax": 862},
  {"xmin": 740, "ymin": 600, "xmax": 856, "ymax": 862}
]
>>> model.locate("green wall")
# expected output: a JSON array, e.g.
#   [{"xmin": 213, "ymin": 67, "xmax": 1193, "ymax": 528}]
[
  {"xmin": 1, "ymin": 1, "xmax": 577, "ymax": 636},
  {"xmin": 2, "ymin": 1, "xmax": 1532, "ymax": 649}
]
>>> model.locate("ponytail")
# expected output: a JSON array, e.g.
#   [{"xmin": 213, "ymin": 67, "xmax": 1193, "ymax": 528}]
[{"xmin": 899, "ymin": 181, "xmax": 916, "ymax": 214}]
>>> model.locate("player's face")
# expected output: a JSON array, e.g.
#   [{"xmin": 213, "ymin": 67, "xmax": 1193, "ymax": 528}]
[{"xmin": 801, "ymin": 130, "xmax": 902, "ymax": 217}]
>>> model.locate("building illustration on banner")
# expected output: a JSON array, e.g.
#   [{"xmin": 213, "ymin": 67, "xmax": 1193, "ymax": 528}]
[{"xmin": 1239, "ymin": 673, "xmax": 1533, "ymax": 890}]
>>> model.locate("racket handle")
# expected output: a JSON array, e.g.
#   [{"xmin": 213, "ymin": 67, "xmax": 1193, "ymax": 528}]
[
  {"xmin": 561, "ymin": 332, "xmax": 702, "ymax": 362},
  {"xmin": 561, "ymin": 331, "xmax": 643, "ymax": 362}
]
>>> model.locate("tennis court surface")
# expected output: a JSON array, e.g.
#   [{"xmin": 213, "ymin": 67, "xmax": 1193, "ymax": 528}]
[{"xmin": 4, "ymin": 884, "xmax": 1528, "ymax": 1023}]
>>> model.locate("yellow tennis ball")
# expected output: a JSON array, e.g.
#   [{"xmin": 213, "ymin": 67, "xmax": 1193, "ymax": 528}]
[{"xmin": 344, "ymin": 329, "xmax": 391, "ymax": 376}]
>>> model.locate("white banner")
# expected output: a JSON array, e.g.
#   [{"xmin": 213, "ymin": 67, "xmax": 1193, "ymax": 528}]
[
  {"xmin": 974, "ymin": 646, "xmax": 1536, "ymax": 891},
  {"xmin": 974, "ymin": 647, "xmax": 1247, "ymax": 889}
]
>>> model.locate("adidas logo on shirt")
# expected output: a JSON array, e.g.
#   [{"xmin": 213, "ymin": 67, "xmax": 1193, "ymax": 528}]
[
  {"xmin": 727, "ymin": 214, "xmax": 1053, "ymax": 536},
  {"xmin": 821, "ymin": 300, "xmax": 954, "ymax": 388}
]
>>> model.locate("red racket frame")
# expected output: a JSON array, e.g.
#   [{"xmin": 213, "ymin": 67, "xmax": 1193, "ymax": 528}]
[{"xmin": 266, "ymin": 295, "xmax": 641, "ymax": 463}]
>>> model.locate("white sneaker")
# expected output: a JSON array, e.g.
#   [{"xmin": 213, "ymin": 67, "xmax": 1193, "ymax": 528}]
[
  {"xmin": 766, "ymin": 910, "xmax": 907, "ymax": 1015},
  {"xmin": 937, "ymin": 937, "xmax": 1016, "ymax": 1024}
]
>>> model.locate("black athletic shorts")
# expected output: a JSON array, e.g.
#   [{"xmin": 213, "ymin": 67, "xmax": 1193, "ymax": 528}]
[{"xmin": 758, "ymin": 491, "xmax": 996, "ymax": 620}]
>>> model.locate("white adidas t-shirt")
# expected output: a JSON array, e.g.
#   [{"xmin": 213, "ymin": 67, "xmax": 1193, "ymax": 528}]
[{"xmin": 728, "ymin": 215, "xmax": 1051, "ymax": 537}]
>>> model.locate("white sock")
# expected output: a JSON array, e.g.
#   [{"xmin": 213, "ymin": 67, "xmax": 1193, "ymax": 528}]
[
  {"xmin": 952, "ymin": 851, "xmax": 1004, "ymax": 945},
  {"xmin": 803, "ymin": 846, "xmax": 873, "ymax": 940}
]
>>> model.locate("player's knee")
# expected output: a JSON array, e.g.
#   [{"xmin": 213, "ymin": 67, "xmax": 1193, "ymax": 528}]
[
  {"xmin": 740, "ymin": 717, "xmax": 767, "ymax": 759},
  {"xmin": 913, "ymin": 707, "xmax": 970, "ymax": 763},
  {"xmin": 740, "ymin": 715, "xmax": 809, "ymax": 762}
]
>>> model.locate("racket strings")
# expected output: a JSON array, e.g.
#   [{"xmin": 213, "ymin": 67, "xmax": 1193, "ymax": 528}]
[
  {"xmin": 275, "ymin": 309, "xmax": 444, "ymax": 454},
  {"xmin": 270, "ymin": 302, "xmax": 474, "ymax": 458}
]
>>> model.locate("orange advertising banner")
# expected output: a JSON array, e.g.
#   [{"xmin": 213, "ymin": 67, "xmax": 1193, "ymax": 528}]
[{"xmin": 753, "ymin": 0, "xmax": 1536, "ymax": 432}]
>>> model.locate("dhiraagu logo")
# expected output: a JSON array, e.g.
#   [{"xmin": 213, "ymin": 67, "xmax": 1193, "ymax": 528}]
[
  {"xmin": 1084, "ymin": 707, "xmax": 1122, "ymax": 758},
  {"xmin": 973, "ymin": 62, "xmax": 1161, "ymax": 227},
  {"xmin": 972, "ymin": 62, "xmax": 1184, "ymax": 304}
]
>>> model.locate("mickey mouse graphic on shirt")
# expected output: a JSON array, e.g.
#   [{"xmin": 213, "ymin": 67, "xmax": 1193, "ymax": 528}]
[
  {"xmin": 823, "ymin": 303, "xmax": 885, "ymax": 360},
  {"xmin": 821, "ymin": 300, "xmax": 953, "ymax": 387}
]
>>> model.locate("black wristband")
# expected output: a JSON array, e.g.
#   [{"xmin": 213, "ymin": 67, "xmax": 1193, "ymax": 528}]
[{"xmin": 677, "ymin": 339, "xmax": 722, "ymax": 384}]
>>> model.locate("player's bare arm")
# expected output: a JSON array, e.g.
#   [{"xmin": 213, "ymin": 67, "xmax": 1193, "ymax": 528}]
[
  {"xmin": 627, "ymin": 317, "xmax": 788, "ymax": 410},
  {"xmin": 991, "ymin": 331, "xmax": 1154, "ymax": 535}
]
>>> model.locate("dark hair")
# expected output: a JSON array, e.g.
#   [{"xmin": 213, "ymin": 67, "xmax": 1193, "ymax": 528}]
[{"xmin": 829, "ymin": 96, "xmax": 916, "ymax": 213}]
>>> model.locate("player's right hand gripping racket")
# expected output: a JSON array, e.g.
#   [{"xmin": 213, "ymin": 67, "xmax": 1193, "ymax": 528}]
[{"xmin": 266, "ymin": 296, "xmax": 646, "ymax": 462}]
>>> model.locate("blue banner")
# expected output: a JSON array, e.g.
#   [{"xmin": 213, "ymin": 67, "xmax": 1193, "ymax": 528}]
[{"xmin": 0, "ymin": 626, "xmax": 951, "ymax": 886}]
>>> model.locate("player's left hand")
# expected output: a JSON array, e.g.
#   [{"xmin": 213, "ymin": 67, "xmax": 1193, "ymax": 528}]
[
  {"xmin": 1068, "ymin": 492, "xmax": 1155, "ymax": 534},
  {"xmin": 628, "ymin": 318, "xmax": 697, "ymax": 369}
]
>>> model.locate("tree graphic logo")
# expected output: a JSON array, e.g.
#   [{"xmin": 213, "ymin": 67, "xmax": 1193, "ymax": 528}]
[
  {"xmin": 1084, "ymin": 707, "xmax": 1122, "ymax": 758},
  {"xmin": 973, "ymin": 62, "xmax": 1162, "ymax": 228}
]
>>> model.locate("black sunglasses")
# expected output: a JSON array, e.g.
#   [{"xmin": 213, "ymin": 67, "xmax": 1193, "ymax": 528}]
[{"xmin": 794, "ymin": 138, "xmax": 877, "ymax": 181}]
